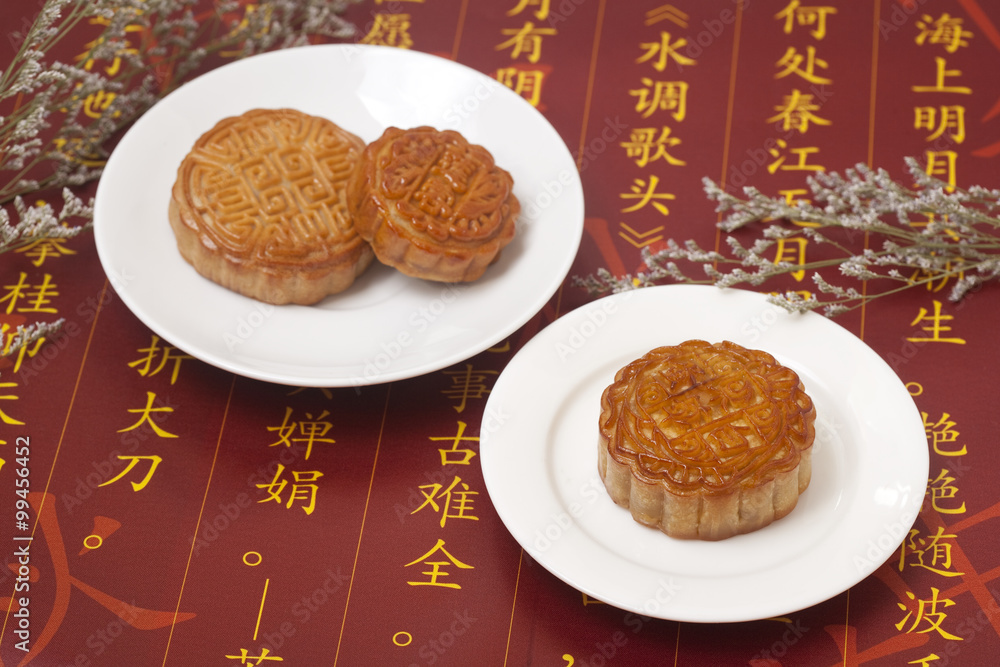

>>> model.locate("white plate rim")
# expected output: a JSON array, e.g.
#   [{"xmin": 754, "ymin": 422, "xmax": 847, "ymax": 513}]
[
  {"xmin": 480, "ymin": 284, "xmax": 929, "ymax": 623},
  {"xmin": 93, "ymin": 44, "xmax": 584, "ymax": 386}
]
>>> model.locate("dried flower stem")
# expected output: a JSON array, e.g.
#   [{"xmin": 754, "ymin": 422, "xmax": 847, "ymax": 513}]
[
  {"xmin": 1, "ymin": 0, "xmax": 358, "ymax": 205},
  {"xmin": 574, "ymin": 158, "xmax": 1000, "ymax": 317},
  {"xmin": 1, "ymin": 0, "xmax": 359, "ymax": 359},
  {"xmin": 1, "ymin": 319, "xmax": 67, "ymax": 358}
]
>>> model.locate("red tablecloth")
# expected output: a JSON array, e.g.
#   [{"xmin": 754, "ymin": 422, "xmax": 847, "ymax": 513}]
[{"xmin": 2, "ymin": 1, "xmax": 999, "ymax": 665}]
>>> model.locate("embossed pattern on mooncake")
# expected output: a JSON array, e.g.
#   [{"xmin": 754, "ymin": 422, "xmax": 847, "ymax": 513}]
[
  {"xmin": 598, "ymin": 340, "xmax": 816, "ymax": 540},
  {"xmin": 348, "ymin": 126, "xmax": 519, "ymax": 283},
  {"xmin": 169, "ymin": 108, "xmax": 372, "ymax": 305}
]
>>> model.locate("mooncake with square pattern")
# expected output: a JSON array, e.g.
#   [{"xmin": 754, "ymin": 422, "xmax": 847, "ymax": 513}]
[{"xmin": 169, "ymin": 108, "xmax": 372, "ymax": 305}]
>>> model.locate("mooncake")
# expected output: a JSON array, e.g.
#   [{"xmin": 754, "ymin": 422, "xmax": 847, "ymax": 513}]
[
  {"xmin": 347, "ymin": 126, "xmax": 519, "ymax": 283},
  {"xmin": 598, "ymin": 340, "xmax": 816, "ymax": 541},
  {"xmin": 169, "ymin": 108, "xmax": 373, "ymax": 305}
]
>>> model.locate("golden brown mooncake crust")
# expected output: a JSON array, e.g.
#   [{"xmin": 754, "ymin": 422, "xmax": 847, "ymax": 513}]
[
  {"xmin": 598, "ymin": 340, "xmax": 816, "ymax": 541},
  {"xmin": 347, "ymin": 126, "xmax": 519, "ymax": 283},
  {"xmin": 169, "ymin": 108, "xmax": 373, "ymax": 305}
]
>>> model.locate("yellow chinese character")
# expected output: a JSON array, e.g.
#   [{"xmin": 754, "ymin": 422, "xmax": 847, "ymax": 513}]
[
  {"xmin": 620, "ymin": 127, "xmax": 686, "ymax": 167},
  {"xmin": 767, "ymin": 139, "xmax": 823, "ymax": 173},
  {"xmin": 1, "ymin": 273, "xmax": 59, "ymax": 314},
  {"xmin": 98, "ymin": 455, "xmax": 163, "ymax": 492},
  {"xmin": 913, "ymin": 105, "xmax": 966, "ymax": 144},
  {"xmin": 922, "ymin": 412, "xmax": 967, "ymax": 456},
  {"xmin": 430, "ymin": 421, "xmax": 479, "ymax": 466},
  {"xmin": 220, "ymin": 4, "xmax": 274, "ymax": 57},
  {"xmin": 895, "ymin": 587, "xmax": 963, "ymax": 640},
  {"xmin": 773, "ymin": 238, "xmax": 808, "ymax": 281},
  {"xmin": 75, "ymin": 18, "xmax": 142, "ymax": 76},
  {"xmin": 507, "ymin": 0, "xmax": 549, "ymax": 20},
  {"xmin": 52, "ymin": 136, "xmax": 106, "ymax": 167},
  {"xmin": 412, "ymin": 476, "xmax": 480, "ymax": 527},
  {"xmin": 774, "ymin": 45, "xmax": 831, "ymax": 84},
  {"xmin": 906, "ymin": 253, "xmax": 963, "ymax": 292},
  {"xmin": 779, "ymin": 189, "xmax": 809, "ymax": 204},
  {"xmin": 128, "ymin": 335, "xmax": 193, "ymax": 385},
  {"xmin": 915, "ymin": 14, "xmax": 973, "ymax": 53},
  {"xmin": 16, "ymin": 238, "xmax": 76, "ymax": 267},
  {"xmin": 267, "ymin": 407, "xmax": 336, "ymax": 460},
  {"xmin": 360, "ymin": 13, "xmax": 415, "ymax": 49},
  {"xmin": 775, "ymin": 1, "xmax": 838, "ymax": 40},
  {"xmin": 404, "ymin": 539, "xmax": 474, "ymax": 588},
  {"xmin": 495, "ymin": 21, "xmax": 557, "ymax": 63},
  {"xmin": 629, "ymin": 78, "xmax": 688, "ymax": 120},
  {"xmin": 908, "ymin": 656, "xmax": 942, "ymax": 667},
  {"xmin": 767, "ymin": 89, "xmax": 831, "ymax": 133},
  {"xmin": 899, "ymin": 527, "xmax": 964, "ymax": 577},
  {"xmin": 82, "ymin": 90, "xmax": 117, "ymax": 119},
  {"xmin": 911, "ymin": 57, "xmax": 972, "ymax": 94},
  {"xmin": 225, "ymin": 647, "xmax": 284, "ymax": 664},
  {"xmin": 0, "ymin": 381, "xmax": 26, "ymax": 444},
  {"xmin": 10, "ymin": 336, "xmax": 46, "ymax": 374},
  {"xmin": 908, "ymin": 300, "xmax": 965, "ymax": 344},
  {"xmin": 636, "ymin": 31, "xmax": 696, "ymax": 71},
  {"xmin": 441, "ymin": 364, "xmax": 497, "ymax": 414},
  {"xmin": 924, "ymin": 150, "xmax": 959, "ymax": 190},
  {"xmin": 118, "ymin": 391, "xmax": 178, "ymax": 438},
  {"xmin": 495, "ymin": 66, "xmax": 547, "ymax": 107},
  {"xmin": 256, "ymin": 465, "xmax": 323, "ymax": 515},
  {"xmin": 620, "ymin": 176, "xmax": 675, "ymax": 215},
  {"xmin": 909, "ymin": 263, "xmax": 962, "ymax": 292},
  {"xmin": 927, "ymin": 468, "xmax": 966, "ymax": 514},
  {"xmin": 769, "ymin": 289, "xmax": 813, "ymax": 303},
  {"xmin": 776, "ymin": 189, "xmax": 821, "ymax": 228}
]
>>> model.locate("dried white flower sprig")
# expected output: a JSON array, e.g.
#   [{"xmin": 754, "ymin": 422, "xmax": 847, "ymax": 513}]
[
  {"xmin": 0, "ymin": 187, "xmax": 93, "ymax": 252},
  {"xmin": 1, "ymin": 0, "xmax": 358, "ymax": 359},
  {"xmin": 1, "ymin": 319, "xmax": 68, "ymax": 360},
  {"xmin": 1, "ymin": 0, "xmax": 359, "ymax": 205},
  {"xmin": 573, "ymin": 158, "xmax": 1000, "ymax": 317},
  {"xmin": 0, "ymin": 188, "xmax": 93, "ymax": 357}
]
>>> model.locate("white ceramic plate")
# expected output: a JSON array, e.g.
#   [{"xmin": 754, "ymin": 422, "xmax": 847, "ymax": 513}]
[
  {"xmin": 94, "ymin": 44, "xmax": 584, "ymax": 386},
  {"xmin": 480, "ymin": 285, "xmax": 929, "ymax": 623}
]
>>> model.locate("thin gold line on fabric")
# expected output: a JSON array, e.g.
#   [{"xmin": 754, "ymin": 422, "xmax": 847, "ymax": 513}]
[
  {"xmin": 450, "ymin": 0, "xmax": 470, "ymax": 60},
  {"xmin": 552, "ymin": 0, "xmax": 606, "ymax": 322},
  {"xmin": 501, "ymin": 4, "xmax": 607, "ymax": 662},
  {"xmin": 673, "ymin": 621, "xmax": 682, "ymax": 666},
  {"xmin": 842, "ymin": 588, "xmax": 851, "ymax": 667},
  {"xmin": 334, "ymin": 384, "xmax": 392, "ymax": 666},
  {"xmin": 575, "ymin": 0, "xmax": 607, "ymax": 173},
  {"xmin": 34, "ymin": 279, "xmax": 110, "ymax": 521},
  {"xmin": 162, "ymin": 373, "xmax": 237, "ymax": 665},
  {"xmin": 253, "ymin": 578, "xmax": 271, "ymax": 641},
  {"xmin": 501, "ymin": 550, "xmax": 526, "ymax": 667},
  {"xmin": 860, "ymin": 0, "xmax": 883, "ymax": 342},
  {"xmin": 714, "ymin": 0, "xmax": 745, "ymax": 259}
]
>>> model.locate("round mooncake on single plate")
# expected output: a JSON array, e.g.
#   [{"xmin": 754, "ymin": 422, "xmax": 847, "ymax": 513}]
[
  {"xmin": 598, "ymin": 340, "xmax": 817, "ymax": 541},
  {"xmin": 169, "ymin": 108, "xmax": 373, "ymax": 305},
  {"xmin": 347, "ymin": 126, "xmax": 519, "ymax": 283}
]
